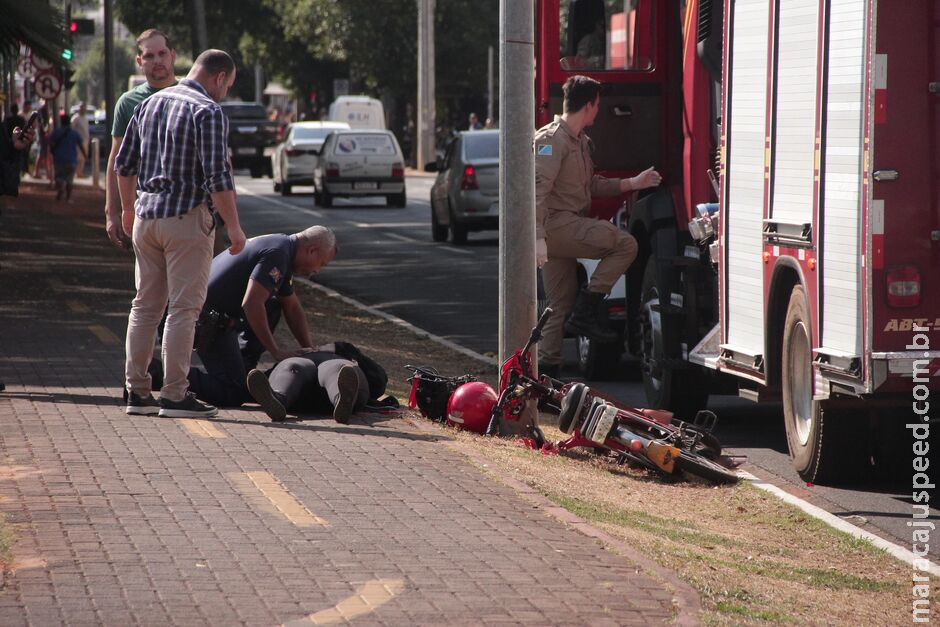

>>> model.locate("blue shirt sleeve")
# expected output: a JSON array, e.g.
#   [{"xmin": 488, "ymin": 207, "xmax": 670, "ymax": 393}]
[{"xmin": 249, "ymin": 248, "xmax": 291, "ymax": 295}]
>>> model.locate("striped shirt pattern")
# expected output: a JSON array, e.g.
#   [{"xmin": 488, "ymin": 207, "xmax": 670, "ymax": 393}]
[{"xmin": 115, "ymin": 78, "xmax": 234, "ymax": 219}]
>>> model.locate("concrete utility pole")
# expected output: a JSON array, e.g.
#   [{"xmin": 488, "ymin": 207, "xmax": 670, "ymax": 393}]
[
  {"xmin": 103, "ymin": 0, "xmax": 114, "ymax": 134},
  {"xmin": 416, "ymin": 0, "xmax": 436, "ymax": 170},
  {"xmin": 497, "ymin": 0, "xmax": 536, "ymax": 426},
  {"xmin": 192, "ymin": 0, "xmax": 208, "ymax": 53},
  {"xmin": 498, "ymin": 0, "xmax": 536, "ymax": 362}
]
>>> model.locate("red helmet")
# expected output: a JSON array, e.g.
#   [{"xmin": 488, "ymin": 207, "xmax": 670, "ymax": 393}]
[{"xmin": 446, "ymin": 382, "xmax": 497, "ymax": 434}]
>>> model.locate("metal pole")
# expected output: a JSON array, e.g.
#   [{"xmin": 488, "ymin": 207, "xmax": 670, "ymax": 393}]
[
  {"xmin": 254, "ymin": 63, "xmax": 263, "ymax": 103},
  {"xmin": 498, "ymin": 0, "xmax": 535, "ymax": 422},
  {"xmin": 103, "ymin": 0, "xmax": 114, "ymax": 135},
  {"xmin": 192, "ymin": 0, "xmax": 209, "ymax": 53},
  {"xmin": 91, "ymin": 137, "xmax": 100, "ymax": 188},
  {"xmin": 416, "ymin": 0, "xmax": 436, "ymax": 170},
  {"xmin": 487, "ymin": 45, "xmax": 494, "ymax": 124}
]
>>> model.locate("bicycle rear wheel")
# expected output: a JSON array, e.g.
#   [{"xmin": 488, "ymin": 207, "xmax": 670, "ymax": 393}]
[{"xmin": 675, "ymin": 450, "xmax": 740, "ymax": 484}]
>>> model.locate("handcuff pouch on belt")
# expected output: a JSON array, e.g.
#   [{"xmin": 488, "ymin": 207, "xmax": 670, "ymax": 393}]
[{"xmin": 194, "ymin": 309, "xmax": 238, "ymax": 352}]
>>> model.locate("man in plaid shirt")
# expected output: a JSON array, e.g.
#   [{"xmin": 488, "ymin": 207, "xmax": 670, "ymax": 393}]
[{"xmin": 116, "ymin": 49, "xmax": 247, "ymax": 418}]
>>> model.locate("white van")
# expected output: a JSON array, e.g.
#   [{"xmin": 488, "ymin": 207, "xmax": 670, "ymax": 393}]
[{"xmin": 327, "ymin": 95, "xmax": 386, "ymax": 130}]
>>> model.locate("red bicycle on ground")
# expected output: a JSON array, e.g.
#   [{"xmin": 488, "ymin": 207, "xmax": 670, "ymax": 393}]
[{"xmin": 485, "ymin": 308, "xmax": 741, "ymax": 484}]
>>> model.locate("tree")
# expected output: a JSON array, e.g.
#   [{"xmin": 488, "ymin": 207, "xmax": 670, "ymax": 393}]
[
  {"xmin": 70, "ymin": 37, "xmax": 136, "ymax": 109},
  {"xmin": 0, "ymin": 0, "xmax": 69, "ymax": 65}
]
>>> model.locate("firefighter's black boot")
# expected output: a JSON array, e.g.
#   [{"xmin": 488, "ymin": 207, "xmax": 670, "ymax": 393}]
[{"xmin": 564, "ymin": 288, "xmax": 617, "ymax": 343}]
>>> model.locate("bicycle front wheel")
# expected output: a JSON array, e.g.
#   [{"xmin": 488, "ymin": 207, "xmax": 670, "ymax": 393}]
[{"xmin": 675, "ymin": 450, "xmax": 740, "ymax": 484}]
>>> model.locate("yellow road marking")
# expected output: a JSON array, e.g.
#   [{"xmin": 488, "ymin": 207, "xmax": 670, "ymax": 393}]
[
  {"xmin": 179, "ymin": 419, "xmax": 226, "ymax": 439},
  {"xmin": 88, "ymin": 325, "xmax": 121, "ymax": 345},
  {"xmin": 0, "ymin": 465, "xmax": 42, "ymax": 481},
  {"xmin": 229, "ymin": 471, "xmax": 328, "ymax": 528},
  {"xmin": 67, "ymin": 300, "xmax": 90, "ymax": 313},
  {"xmin": 12, "ymin": 557, "xmax": 47, "ymax": 572},
  {"xmin": 283, "ymin": 579, "xmax": 406, "ymax": 626}
]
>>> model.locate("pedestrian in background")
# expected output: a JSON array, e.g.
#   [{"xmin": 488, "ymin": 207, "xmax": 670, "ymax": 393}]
[
  {"xmin": 468, "ymin": 112, "xmax": 483, "ymax": 131},
  {"xmin": 534, "ymin": 75, "xmax": 661, "ymax": 378},
  {"xmin": 17, "ymin": 101, "xmax": 33, "ymax": 174},
  {"xmin": 48, "ymin": 113, "xmax": 86, "ymax": 202},
  {"xmin": 70, "ymin": 103, "xmax": 90, "ymax": 178},
  {"xmin": 0, "ymin": 111, "xmax": 37, "ymax": 392},
  {"xmin": 105, "ymin": 28, "xmax": 178, "ymax": 250},
  {"xmin": 115, "ymin": 49, "xmax": 246, "ymax": 418},
  {"xmin": 30, "ymin": 103, "xmax": 52, "ymax": 183}
]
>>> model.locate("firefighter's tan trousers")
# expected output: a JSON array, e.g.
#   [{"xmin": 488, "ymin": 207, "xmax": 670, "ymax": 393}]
[{"xmin": 539, "ymin": 217, "xmax": 638, "ymax": 367}]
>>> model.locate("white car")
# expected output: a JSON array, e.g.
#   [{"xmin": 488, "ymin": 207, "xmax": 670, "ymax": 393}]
[
  {"xmin": 313, "ymin": 129, "xmax": 406, "ymax": 208},
  {"xmin": 271, "ymin": 121, "xmax": 350, "ymax": 195}
]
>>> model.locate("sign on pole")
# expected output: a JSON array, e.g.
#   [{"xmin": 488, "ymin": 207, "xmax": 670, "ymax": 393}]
[
  {"xmin": 33, "ymin": 70, "xmax": 62, "ymax": 101},
  {"xmin": 16, "ymin": 56, "xmax": 36, "ymax": 78}
]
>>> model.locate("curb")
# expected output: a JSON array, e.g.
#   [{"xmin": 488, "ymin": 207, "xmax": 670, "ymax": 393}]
[
  {"xmin": 406, "ymin": 417, "xmax": 703, "ymax": 626},
  {"xmin": 740, "ymin": 470, "xmax": 940, "ymax": 578}
]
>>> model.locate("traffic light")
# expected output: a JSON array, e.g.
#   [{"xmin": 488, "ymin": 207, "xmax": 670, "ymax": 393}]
[
  {"xmin": 70, "ymin": 18, "xmax": 94, "ymax": 36},
  {"xmin": 62, "ymin": 48, "xmax": 73, "ymax": 61}
]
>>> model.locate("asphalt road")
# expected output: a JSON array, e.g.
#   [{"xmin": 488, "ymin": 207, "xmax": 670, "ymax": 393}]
[{"xmin": 232, "ymin": 172, "xmax": 937, "ymax": 560}]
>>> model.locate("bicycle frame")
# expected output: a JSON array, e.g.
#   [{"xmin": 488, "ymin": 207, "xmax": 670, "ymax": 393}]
[{"xmin": 486, "ymin": 308, "xmax": 741, "ymax": 483}]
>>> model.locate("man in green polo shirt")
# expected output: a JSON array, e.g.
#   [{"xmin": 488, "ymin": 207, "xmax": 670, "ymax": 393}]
[{"xmin": 105, "ymin": 28, "xmax": 177, "ymax": 248}]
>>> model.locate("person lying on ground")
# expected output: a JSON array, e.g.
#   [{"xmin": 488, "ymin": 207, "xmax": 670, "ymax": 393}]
[{"xmin": 246, "ymin": 341, "xmax": 390, "ymax": 424}]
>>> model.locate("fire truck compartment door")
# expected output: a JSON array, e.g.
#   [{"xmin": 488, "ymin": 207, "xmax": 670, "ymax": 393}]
[
  {"xmin": 769, "ymin": 0, "xmax": 820, "ymax": 226},
  {"xmin": 819, "ymin": 0, "xmax": 866, "ymax": 360},
  {"xmin": 722, "ymin": 0, "xmax": 771, "ymax": 358}
]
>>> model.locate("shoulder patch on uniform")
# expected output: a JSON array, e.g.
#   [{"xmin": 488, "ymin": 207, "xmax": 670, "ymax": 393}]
[
  {"xmin": 269, "ymin": 267, "xmax": 282, "ymax": 284},
  {"xmin": 537, "ymin": 144, "xmax": 553, "ymax": 156}
]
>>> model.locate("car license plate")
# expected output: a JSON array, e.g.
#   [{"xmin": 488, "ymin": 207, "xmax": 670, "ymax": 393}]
[
  {"xmin": 354, "ymin": 181, "xmax": 378, "ymax": 190},
  {"xmin": 236, "ymin": 147, "xmax": 256, "ymax": 155}
]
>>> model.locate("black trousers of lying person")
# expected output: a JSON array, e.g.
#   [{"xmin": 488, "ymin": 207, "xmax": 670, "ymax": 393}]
[
  {"xmin": 247, "ymin": 351, "xmax": 370, "ymax": 424},
  {"xmin": 188, "ymin": 299, "xmax": 282, "ymax": 408}
]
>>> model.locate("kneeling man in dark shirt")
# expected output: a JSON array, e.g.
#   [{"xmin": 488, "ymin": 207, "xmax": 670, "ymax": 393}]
[{"xmin": 187, "ymin": 225, "xmax": 337, "ymax": 406}]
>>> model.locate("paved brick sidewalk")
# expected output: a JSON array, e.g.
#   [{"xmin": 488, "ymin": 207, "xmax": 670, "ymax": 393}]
[{"xmin": 0, "ymin": 187, "xmax": 693, "ymax": 625}]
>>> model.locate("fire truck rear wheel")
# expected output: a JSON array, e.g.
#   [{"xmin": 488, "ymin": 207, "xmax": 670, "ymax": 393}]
[
  {"xmin": 638, "ymin": 258, "xmax": 708, "ymax": 419},
  {"xmin": 782, "ymin": 286, "xmax": 870, "ymax": 483}
]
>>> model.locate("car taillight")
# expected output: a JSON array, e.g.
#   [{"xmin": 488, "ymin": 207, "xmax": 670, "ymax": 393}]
[
  {"xmin": 286, "ymin": 148, "xmax": 302, "ymax": 157},
  {"xmin": 325, "ymin": 162, "xmax": 339, "ymax": 178},
  {"xmin": 392, "ymin": 164, "xmax": 404, "ymax": 178},
  {"xmin": 461, "ymin": 165, "xmax": 478, "ymax": 190},
  {"xmin": 886, "ymin": 265, "xmax": 921, "ymax": 308}
]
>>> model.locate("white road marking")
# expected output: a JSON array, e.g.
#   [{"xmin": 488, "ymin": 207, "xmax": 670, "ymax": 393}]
[
  {"xmin": 351, "ymin": 222, "xmax": 426, "ymax": 229},
  {"xmin": 236, "ymin": 185, "xmax": 323, "ymax": 218},
  {"xmin": 383, "ymin": 232, "xmax": 473, "ymax": 255}
]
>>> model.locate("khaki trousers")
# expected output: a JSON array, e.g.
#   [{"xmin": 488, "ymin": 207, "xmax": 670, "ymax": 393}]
[
  {"xmin": 125, "ymin": 205, "xmax": 214, "ymax": 401},
  {"xmin": 539, "ymin": 217, "xmax": 637, "ymax": 366}
]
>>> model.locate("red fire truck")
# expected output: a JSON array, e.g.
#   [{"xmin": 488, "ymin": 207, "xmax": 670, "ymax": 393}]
[{"xmin": 536, "ymin": 0, "xmax": 939, "ymax": 482}]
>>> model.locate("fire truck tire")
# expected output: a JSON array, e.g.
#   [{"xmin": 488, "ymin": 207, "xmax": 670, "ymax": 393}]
[
  {"xmin": 782, "ymin": 286, "xmax": 870, "ymax": 483},
  {"xmin": 638, "ymin": 258, "xmax": 709, "ymax": 418}
]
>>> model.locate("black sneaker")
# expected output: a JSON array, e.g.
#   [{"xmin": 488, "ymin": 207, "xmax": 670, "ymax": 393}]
[
  {"xmin": 333, "ymin": 366, "xmax": 359, "ymax": 425},
  {"xmin": 126, "ymin": 391, "xmax": 160, "ymax": 416},
  {"xmin": 246, "ymin": 369, "xmax": 287, "ymax": 422},
  {"xmin": 158, "ymin": 392, "xmax": 218, "ymax": 418}
]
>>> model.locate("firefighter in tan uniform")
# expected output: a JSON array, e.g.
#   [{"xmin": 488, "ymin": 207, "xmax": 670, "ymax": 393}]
[{"xmin": 535, "ymin": 75, "xmax": 661, "ymax": 378}]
